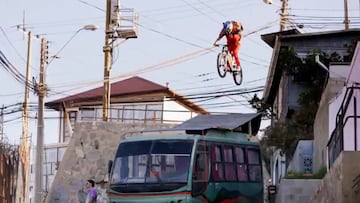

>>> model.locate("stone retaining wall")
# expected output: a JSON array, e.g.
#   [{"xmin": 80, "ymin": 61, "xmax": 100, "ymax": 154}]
[{"xmin": 45, "ymin": 122, "xmax": 174, "ymax": 203}]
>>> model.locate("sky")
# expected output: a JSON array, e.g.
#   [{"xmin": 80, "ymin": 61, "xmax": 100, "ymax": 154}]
[{"xmin": 1, "ymin": 0, "xmax": 359, "ymax": 144}]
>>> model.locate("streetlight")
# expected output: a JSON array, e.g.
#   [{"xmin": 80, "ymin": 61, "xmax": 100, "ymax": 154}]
[
  {"xmin": 263, "ymin": 0, "xmax": 272, "ymax": 4},
  {"xmin": 263, "ymin": 0, "xmax": 288, "ymax": 31},
  {"xmin": 33, "ymin": 24, "xmax": 98, "ymax": 203},
  {"xmin": 47, "ymin": 24, "xmax": 99, "ymax": 66}
]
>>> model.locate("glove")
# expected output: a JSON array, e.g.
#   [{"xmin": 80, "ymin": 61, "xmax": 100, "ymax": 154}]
[{"xmin": 213, "ymin": 40, "xmax": 219, "ymax": 46}]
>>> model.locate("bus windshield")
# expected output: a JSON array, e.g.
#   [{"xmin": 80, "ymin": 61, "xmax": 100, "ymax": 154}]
[{"xmin": 110, "ymin": 139, "xmax": 193, "ymax": 192}]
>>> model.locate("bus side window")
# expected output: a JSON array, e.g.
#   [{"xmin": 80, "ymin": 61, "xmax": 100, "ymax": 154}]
[
  {"xmin": 223, "ymin": 146, "xmax": 236, "ymax": 181},
  {"xmin": 235, "ymin": 147, "xmax": 248, "ymax": 181},
  {"xmin": 210, "ymin": 145, "xmax": 224, "ymax": 181},
  {"xmin": 247, "ymin": 148, "xmax": 262, "ymax": 182}
]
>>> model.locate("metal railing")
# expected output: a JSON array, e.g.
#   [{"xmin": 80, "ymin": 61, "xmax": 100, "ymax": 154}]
[
  {"xmin": 328, "ymin": 85, "xmax": 360, "ymax": 167},
  {"xmin": 0, "ymin": 143, "xmax": 19, "ymax": 203},
  {"xmin": 116, "ymin": 8, "xmax": 139, "ymax": 39},
  {"xmin": 78, "ymin": 107, "xmax": 197, "ymax": 124}
]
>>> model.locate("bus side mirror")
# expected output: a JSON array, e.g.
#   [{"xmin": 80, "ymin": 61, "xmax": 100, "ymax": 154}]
[{"xmin": 108, "ymin": 160, "xmax": 113, "ymax": 174}]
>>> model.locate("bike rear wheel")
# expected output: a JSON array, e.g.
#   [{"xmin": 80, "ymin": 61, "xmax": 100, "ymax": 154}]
[
  {"xmin": 217, "ymin": 53, "xmax": 227, "ymax": 78},
  {"xmin": 232, "ymin": 67, "xmax": 243, "ymax": 85}
]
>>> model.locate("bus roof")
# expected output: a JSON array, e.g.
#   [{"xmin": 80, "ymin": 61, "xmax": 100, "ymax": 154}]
[
  {"xmin": 174, "ymin": 113, "xmax": 262, "ymax": 136},
  {"xmin": 120, "ymin": 113, "xmax": 262, "ymax": 145},
  {"xmin": 122, "ymin": 129, "xmax": 259, "ymax": 146}
]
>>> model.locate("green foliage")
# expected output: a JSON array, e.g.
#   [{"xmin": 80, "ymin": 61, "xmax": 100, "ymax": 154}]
[
  {"xmin": 344, "ymin": 37, "xmax": 360, "ymax": 61},
  {"xmin": 256, "ymin": 39, "xmax": 360, "ymax": 172},
  {"xmin": 259, "ymin": 48, "xmax": 343, "ymax": 154},
  {"xmin": 278, "ymin": 47, "xmax": 303, "ymax": 75},
  {"xmin": 285, "ymin": 166, "xmax": 327, "ymax": 179},
  {"xmin": 261, "ymin": 120, "xmax": 312, "ymax": 155},
  {"xmin": 249, "ymin": 94, "xmax": 273, "ymax": 118}
]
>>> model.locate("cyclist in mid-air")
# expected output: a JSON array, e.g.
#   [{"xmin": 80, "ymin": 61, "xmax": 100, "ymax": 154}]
[{"xmin": 213, "ymin": 21, "xmax": 243, "ymax": 71}]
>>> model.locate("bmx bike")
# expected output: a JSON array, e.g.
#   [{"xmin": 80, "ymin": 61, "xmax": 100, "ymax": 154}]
[{"xmin": 216, "ymin": 44, "xmax": 243, "ymax": 85}]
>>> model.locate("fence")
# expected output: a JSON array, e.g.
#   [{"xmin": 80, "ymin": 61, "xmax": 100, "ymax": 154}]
[{"xmin": 0, "ymin": 142, "xmax": 19, "ymax": 203}]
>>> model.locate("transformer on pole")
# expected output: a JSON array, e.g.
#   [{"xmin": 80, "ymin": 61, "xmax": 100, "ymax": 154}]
[{"xmin": 102, "ymin": 0, "xmax": 138, "ymax": 121}]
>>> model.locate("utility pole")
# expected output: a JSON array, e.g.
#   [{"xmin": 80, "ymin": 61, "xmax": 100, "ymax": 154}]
[
  {"xmin": 0, "ymin": 105, "xmax": 3, "ymax": 141},
  {"xmin": 344, "ymin": 0, "xmax": 350, "ymax": 29},
  {"xmin": 280, "ymin": 0, "xmax": 288, "ymax": 31},
  {"xmin": 102, "ymin": 0, "xmax": 112, "ymax": 121},
  {"xmin": 34, "ymin": 38, "xmax": 48, "ymax": 203},
  {"xmin": 279, "ymin": 0, "xmax": 289, "ymax": 121},
  {"xmin": 102, "ymin": 0, "xmax": 137, "ymax": 121},
  {"xmin": 17, "ymin": 30, "xmax": 32, "ymax": 203}
]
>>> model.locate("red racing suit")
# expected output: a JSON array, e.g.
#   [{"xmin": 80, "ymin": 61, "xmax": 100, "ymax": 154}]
[
  {"xmin": 225, "ymin": 33, "xmax": 241, "ymax": 67},
  {"xmin": 215, "ymin": 21, "xmax": 242, "ymax": 67}
]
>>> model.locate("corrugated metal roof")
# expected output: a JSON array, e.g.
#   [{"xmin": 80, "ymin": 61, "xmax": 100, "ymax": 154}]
[
  {"xmin": 261, "ymin": 29, "xmax": 299, "ymax": 48},
  {"xmin": 174, "ymin": 113, "xmax": 262, "ymax": 135},
  {"xmin": 261, "ymin": 28, "xmax": 360, "ymax": 48}
]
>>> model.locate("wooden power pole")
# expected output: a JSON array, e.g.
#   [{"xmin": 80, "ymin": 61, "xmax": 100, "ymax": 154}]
[
  {"xmin": 17, "ymin": 30, "xmax": 32, "ymax": 203},
  {"xmin": 102, "ymin": 0, "xmax": 138, "ymax": 121},
  {"xmin": 344, "ymin": 0, "xmax": 350, "ymax": 29},
  {"xmin": 280, "ymin": 0, "xmax": 288, "ymax": 31},
  {"xmin": 102, "ymin": 0, "xmax": 112, "ymax": 121}
]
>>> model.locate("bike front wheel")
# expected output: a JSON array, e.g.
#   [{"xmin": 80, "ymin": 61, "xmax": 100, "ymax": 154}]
[
  {"xmin": 233, "ymin": 67, "xmax": 243, "ymax": 85},
  {"xmin": 217, "ymin": 53, "xmax": 227, "ymax": 78}
]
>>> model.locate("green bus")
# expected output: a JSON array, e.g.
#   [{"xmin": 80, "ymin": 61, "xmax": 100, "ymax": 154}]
[{"xmin": 107, "ymin": 127, "xmax": 263, "ymax": 203}]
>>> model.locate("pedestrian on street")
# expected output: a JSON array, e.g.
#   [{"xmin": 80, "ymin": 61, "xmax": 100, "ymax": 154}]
[{"xmin": 86, "ymin": 179, "xmax": 97, "ymax": 203}]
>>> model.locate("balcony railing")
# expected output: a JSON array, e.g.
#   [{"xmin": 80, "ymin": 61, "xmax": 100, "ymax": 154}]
[
  {"xmin": 78, "ymin": 107, "xmax": 196, "ymax": 124},
  {"xmin": 62, "ymin": 106, "xmax": 199, "ymax": 143},
  {"xmin": 328, "ymin": 85, "xmax": 360, "ymax": 167}
]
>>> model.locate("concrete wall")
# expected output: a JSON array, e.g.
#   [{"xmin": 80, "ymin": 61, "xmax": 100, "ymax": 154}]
[
  {"xmin": 271, "ymin": 149, "xmax": 286, "ymax": 186},
  {"xmin": 310, "ymin": 151, "xmax": 360, "ymax": 203},
  {"xmin": 287, "ymin": 80, "xmax": 303, "ymax": 110},
  {"xmin": 287, "ymin": 140, "xmax": 313, "ymax": 173},
  {"xmin": 313, "ymin": 78, "xmax": 345, "ymax": 172},
  {"xmin": 275, "ymin": 179, "xmax": 320, "ymax": 203},
  {"xmin": 163, "ymin": 100, "xmax": 198, "ymax": 122},
  {"xmin": 45, "ymin": 122, "xmax": 174, "ymax": 203},
  {"xmin": 347, "ymin": 42, "xmax": 360, "ymax": 85},
  {"xmin": 282, "ymin": 34, "xmax": 356, "ymax": 58}
]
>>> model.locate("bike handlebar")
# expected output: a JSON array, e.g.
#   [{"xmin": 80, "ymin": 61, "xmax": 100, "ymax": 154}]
[{"xmin": 214, "ymin": 43, "xmax": 227, "ymax": 47}]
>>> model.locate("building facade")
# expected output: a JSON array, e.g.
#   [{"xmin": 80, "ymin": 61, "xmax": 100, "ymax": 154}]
[
  {"xmin": 310, "ymin": 42, "xmax": 360, "ymax": 203},
  {"xmin": 28, "ymin": 76, "xmax": 208, "ymax": 202},
  {"xmin": 262, "ymin": 28, "xmax": 360, "ymax": 182}
]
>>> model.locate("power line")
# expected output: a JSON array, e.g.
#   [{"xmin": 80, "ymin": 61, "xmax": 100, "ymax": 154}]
[
  {"xmin": 196, "ymin": 0, "xmax": 226, "ymax": 17},
  {"xmin": 0, "ymin": 26, "xmax": 28, "ymax": 66},
  {"xmin": 179, "ymin": 0, "xmax": 220, "ymax": 24}
]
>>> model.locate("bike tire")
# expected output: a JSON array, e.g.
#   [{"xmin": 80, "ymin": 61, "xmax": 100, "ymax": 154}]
[
  {"xmin": 233, "ymin": 67, "xmax": 243, "ymax": 85},
  {"xmin": 217, "ymin": 53, "xmax": 227, "ymax": 78}
]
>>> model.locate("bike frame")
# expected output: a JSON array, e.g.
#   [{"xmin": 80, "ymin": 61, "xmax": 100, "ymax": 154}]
[{"xmin": 216, "ymin": 44, "xmax": 243, "ymax": 85}]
